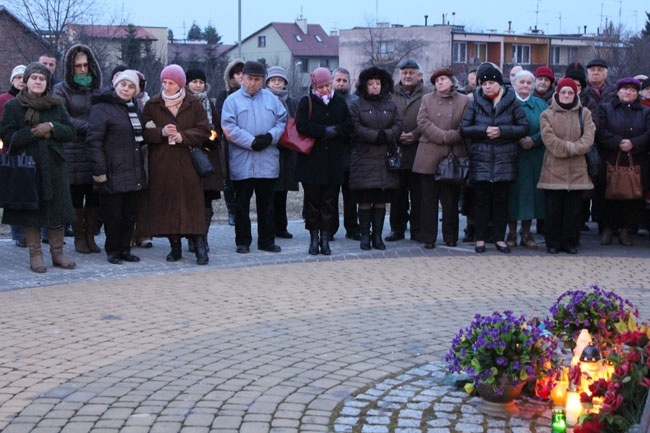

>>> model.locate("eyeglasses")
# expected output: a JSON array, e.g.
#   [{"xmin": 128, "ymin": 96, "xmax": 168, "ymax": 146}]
[{"xmin": 74, "ymin": 63, "xmax": 89, "ymax": 70}]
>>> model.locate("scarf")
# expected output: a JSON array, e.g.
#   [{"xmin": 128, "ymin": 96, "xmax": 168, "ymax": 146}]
[
  {"xmin": 193, "ymin": 91, "xmax": 214, "ymax": 128},
  {"xmin": 126, "ymin": 101, "xmax": 143, "ymax": 142},
  {"xmin": 555, "ymin": 94, "xmax": 579, "ymax": 110},
  {"xmin": 15, "ymin": 88, "xmax": 60, "ymax": 125},
  {"xmin": 162, "ymin": 87, "xmax": 185, "ymax": 117},
  {"xmin": 73, "ymin": 74, "xmax": 93, "ymax": 87},
  {"xmin": 314, "ymin": 88, "xmax": 334, "ymax": 105}
]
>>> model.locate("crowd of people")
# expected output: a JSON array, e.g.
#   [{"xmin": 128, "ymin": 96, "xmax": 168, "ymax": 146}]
[{"xmin": 2, "ymin": 49, "xmax": 650, "ymax": 272}]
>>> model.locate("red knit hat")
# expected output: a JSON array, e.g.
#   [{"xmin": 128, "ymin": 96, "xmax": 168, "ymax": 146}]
[
  {"xmin": 160, "ymin": 64, "xmax": 186, "ymax": 88},
  {"xmin": 534, "ymin": 66, "xmax": 555, "ymax": 83},
  {"xmin": 556, "ymin": 77, "xmax": 577, "ymax": 95}
]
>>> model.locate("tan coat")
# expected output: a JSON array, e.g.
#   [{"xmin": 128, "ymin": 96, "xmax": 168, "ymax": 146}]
[
  {"xmin": 538, "ymin": 98, "xmax": 595, "ymax": 191},
  {"xmin": 412, "ymin": 90, "xmax": 470, "ymax": 174}
]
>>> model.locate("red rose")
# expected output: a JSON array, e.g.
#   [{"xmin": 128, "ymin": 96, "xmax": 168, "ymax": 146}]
[{"xmin": 601, "ymin": 390, "xmax": 623, "ymax": 412}]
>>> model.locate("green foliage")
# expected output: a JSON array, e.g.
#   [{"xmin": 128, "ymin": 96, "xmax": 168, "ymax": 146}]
[{"xmin": 187, "ymin": 23, "xmax": 203, "ymax": 40}]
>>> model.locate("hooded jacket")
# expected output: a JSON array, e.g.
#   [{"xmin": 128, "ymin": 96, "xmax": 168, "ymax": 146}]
[
  {"xmin": 53, "ymin": 44, "xmax": 103, "ymax": 184},
  {"xmin": 348, "ymin": 66, "xmax": 401, "ymax": 191}
]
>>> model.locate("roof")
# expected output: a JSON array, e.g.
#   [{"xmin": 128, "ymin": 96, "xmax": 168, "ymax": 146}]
[
  {"xmin": 67, "ymin": 24, "xmax": 158, "ymax": 40},
  {"xmin": 242, "ymin": 21, "xmax": 338, "ymax": 57},
  {"xmin": 0, "ymin": 5, "xmax": 53, "ymax": 48}
]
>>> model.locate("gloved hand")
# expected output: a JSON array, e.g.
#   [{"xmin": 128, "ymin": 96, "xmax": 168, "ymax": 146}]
[
  {"xmin": 93, "ymin": 174, "xmax": 108, "ymax": 183},
  {"xmin": 376, "ymin": 129, "xmax": 388, "ymax": 145},
  {"xmin": 32, "ymin": 122, "xmax": 53, "ymax": 138},
  {"xmin": 251, "ymin": 133, "xmax": 272, "ymax": 151},
  {"xmin": 325, "ymin": 126, "xmax": 337, "ymax": 138}
]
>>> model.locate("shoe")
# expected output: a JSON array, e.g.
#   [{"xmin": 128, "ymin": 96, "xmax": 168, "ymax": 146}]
[
  {"xmin": 258, "ymin": 244, "xmax": 281, "ymax": 253},
  {"xmin": 506, "ymin": 233, "xmax": 517, "ymax": 248},
  {"xmin": 600, "ymin": 227, "xmax": 613, "ymax": 245},
  {"xmin": 276, "ymin": 230, "xmax": 293, "ymax": 239},
  {"xmin": 423, "ymin": 243, "xmax": 436, "ymax": 249},
  {"xmin": 120, "ymin": 252, "xmax": 140, "ymax": 262},
  {"xmin": 547, "ymin": 247, "xmax": 559, "ymax": 254},
  {"xmin": 15, "ymin": 239, "xmax": 27, "ymax": 248},
  {"xmin": 345, "ymin": 231, "xmax": 361, "ymax": 241},
  {"xmin": 236, "ymin": 245, "xmax": 250, "ymax": 254},
  {"xmin": 445, "ymin": 242, "xmax": 457, "ymax": 247},
  {"xmin": 565, "ymin": 247, "xmax": 578, "ymax": 254},
  {"xmin": 619, "ymin": 228, "xmax": 632, "ymax": 246},
  {"xmin": 194, "ymin": 236, "xmax": 209, "ymax": 265},
  {"xmin": 107, "ymin": 253, "xmax": 123, "ymax": 265},
  {"xmin": 384, "ymin": 231, "xmax": 404, "ymax": 242},
  {"xmin": 308, "ymin": 231, "xmax": 319, "ymax": 255},
  {"xmin": 319, "ymin": 230, "xmax": 331, "ymax": 255},
  {"xmin": 495, "ymin": 242, "xmax": 511, "ymax": 253},
  {"xmin": 520, "ymin": 233, "xmax": 538, "ymax": 249},
  {"xmin": 475, "ymin": 242, "xmax": 486, "ymax": 253}
]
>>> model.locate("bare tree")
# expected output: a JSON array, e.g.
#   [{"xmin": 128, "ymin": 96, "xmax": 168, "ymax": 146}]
[
  {"xmin": 593, "ymin": 23, "xmax": 650, "ymax": 81},
  {"xmin": 8, "ymin": 0, "xmax": 100, "ymax": 53},
  {"xmin": 356, "ymin": 25, "xmax": 428, "ymax": 74}
]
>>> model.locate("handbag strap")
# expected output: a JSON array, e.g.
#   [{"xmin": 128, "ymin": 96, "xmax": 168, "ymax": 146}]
[
  {"xmin": 578, "ymin": 106, "xmax": 584, "ymax": 137},
  {"xmin": 615, "ymin": 151, "xmax": 635, "ymax": 168}
]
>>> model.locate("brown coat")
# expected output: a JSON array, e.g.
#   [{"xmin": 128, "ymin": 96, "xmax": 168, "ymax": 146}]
[
  {"xmin": 393, "ymin": 80, "xmax": 428, "ymax": 169},
  {"xmin": 537, "ymin": 98, "xmax": 595, "ymax": 191},
  {"xmin": 142, "ymin": 93, "xmax": 211, "ymax": 236},
  {"xmin": 412, "ymin": 90, "xmax": 470, "ymax": 174}
]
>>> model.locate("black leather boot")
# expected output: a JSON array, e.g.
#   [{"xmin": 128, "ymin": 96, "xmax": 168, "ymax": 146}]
[
  {"xmin": 319, "ymin": 230, "xmax": 331, "ymax": 255},
  {"xmin": 371, "ymin": 207, "xmax": 386, "ymax": 250},
  {"xmin": 194, "ymin": 236, "xmax": 209, "ymax": 265},
  {"xmin": 166, "ymin": 237, "xmax": 182, "ymax": 262},
  {"xmin": 358, "ymin": 209, "xmax": 371, "ymax": 251},
  {"xmin": 309, "ymin": 230, "xmax": 319, "ymax": 255}
]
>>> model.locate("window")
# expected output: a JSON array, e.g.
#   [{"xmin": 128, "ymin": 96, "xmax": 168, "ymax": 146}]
[
  {"xmin": 379, "ymin": 41, "xmax": 392, "ymax": 54},
  {"xmin": 511, "ymin": 44, "xmax": 530, "ymax": 64},
  {"xmin": 567, "ymin": 46, "xmax": 578, "ymax": 63},
  {"xmin": 300, "ymin": 58, "xmax": 309, "ymax": 73},
  {"xmin": 551, "ymin": 46, "xmax": 562, "ymax": 65},
  {"xmin": 314, "ymin": 35, "xmax": 322, "ymax": 42},
  {"xmin": 294, "ymin": 34, "xmax": 302, "ymax": 42},
  {"xmin": 474, "ymin": 43, "xmax": 487, "ymax": 62},
  {"xmin": 319, "ymin": 58, "xmax": 329, "ymax": 68},
  {"xmin": 452, "ymin": 42, "xmax": 467, "ymax": 63},
  {"xmin": 257, "ymin": 36, "xmax": 266, "ymax": 48}
]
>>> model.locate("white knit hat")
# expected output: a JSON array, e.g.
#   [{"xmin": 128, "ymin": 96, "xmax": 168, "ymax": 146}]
[
  {"xmin": 10, "ymin": 65, "xmax": 26, "ymax": 84},
  {"xmin": 112, "ymin": 69, "xmax": 141, "ymax": 95}
]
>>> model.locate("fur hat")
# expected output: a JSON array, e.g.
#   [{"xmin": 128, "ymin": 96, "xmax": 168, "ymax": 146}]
[
  {"xmin": 243, "ymin": 61, "xmax": 266, "ymax": 77},
  {"xmin": 112, "ymin": 69, "xmax": 141, "ymax": 95},
  {"xmin": 556, "ymin": 77, "xmax": 578, "ymax": 96},
  {"xmin": 356, "ymin": 66, "xmax": 394, "ymax": 98},
  {"xmin": 266, "ymin": 66, "xmax": 289, "ymax": 85},
  {"xmin": 23, "ymin": 62, "xmax": 51, "ymax": 84},
  {"xmin": 534, "ymin": 66, "xmax": 555, "ymax": 83},
  {"xmin": 586, "ymin": 58, "xmax": 608, "ymax": 69},
  {"xmin": 476, "ymin": 63, "xmax": 503, "ymax": 86},
  {"xmin": 616, "ymin": 77, "xmax": 641, "ymax": 91},
  {"xmin": 565, "ymin": 62, "xmax": 587, "ymax": 89},
  {"xmin": 310, "ymin": 67, "xmax": 332, "ymax": 88},
  {"xmin": 430, "ymin": 68, "xmax": 454, "ymax": 85},
  {"xmin": 10, "ymin": 65, "xmax": 26, "ymax": 84},
  {"xmin": 160, "ymin": 64, "xmax": 186, "ymax": 88},
  {"xmin": 185, "ymin": 68, "xmax": 207, "ymax": 84}
]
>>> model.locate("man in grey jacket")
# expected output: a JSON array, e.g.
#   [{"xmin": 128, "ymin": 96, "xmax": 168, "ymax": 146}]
[{"xmin": 221, "ymin": 61, "xmax": 287, "ymax": 254}]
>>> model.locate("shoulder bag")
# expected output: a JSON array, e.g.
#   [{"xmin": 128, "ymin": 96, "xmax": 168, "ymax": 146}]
[
  {"xmin": 386, "ymin": 141, "xmax": 403, "ymax": 171},
  {"xmin": 604, "ymin": 151, "xmax": 642, "ymax": 200},
  {"xmin": 0, "ymin": 136, "xmax": 40, "ymax": 210},
  {"xmin": 279, "ymin": 96, "xmax": 315, "ymax": 155},
  {"xmin": 189, "ymin": 146, "xmax": 215, "ymax": 177}
]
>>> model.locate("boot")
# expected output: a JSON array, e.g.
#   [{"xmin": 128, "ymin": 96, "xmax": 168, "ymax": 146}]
[
  {"xmin": 84, "ymin": 207, "xmax": 101, "ymax": 253},
  {"xmin": 72, "ymin": 208, "xmax": 90, "ymax": 253},
  {"xmin": 166, "ymin": 237, "xmax": 182, "ymax": 261},
  {"xmin": 619, "ymin": 227, "xmax": 632, "ymax": 246},
  {"xmin": 24, "ymin": 226, "xmax": 46, "ymax": 273},
  {"xmin": 187, "ymin": 237, "xmax": 196, "ymax": 253},
  {"xmin": 371, "ymin": 207, "xmax": 386, "ymax": 250},
  {"xmin": 194, "ymin": 236, "xmax": 209, "ymax": 265},
  {"xmin": 358, "ymin": 209, "xmax": 371, "ymax": 251},
  {"xmin": 205, "ymin": 207, "xmax": 213, "ymax": 253},
  {"xmin": 308, "ymin": 230, "xmax": 319, "ymax": 255},
  {"xmin": 48, "ymin": 227, "xmax": 76, "ymax": 269},
  {"xmin": 319, "ymin": 230, "xmax": 331, "ymax": 255},
  {"xmin": 600, "ymin": 226, "xmax": 613, "ymax": 245}
]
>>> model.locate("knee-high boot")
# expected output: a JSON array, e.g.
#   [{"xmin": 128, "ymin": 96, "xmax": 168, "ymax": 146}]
[
  {"xmin": 72, "ymin": 208, "xmax": 90, "ymax": 253},
  {"xmin": 371, "ymin": 207, "xmax": 386, "ymax": 250},
  {"xmin": 24, "ymin": 226, "xmax": 46, "ymax": 273},
  {"xmin": 204, "ymin": 207, "xmax": 213, "ymax": 252},
  {"xmin": 48, "ymin": 227, "xmax": 76, "ymax": 269},
  {"xmin": 358, "ymin": 209, "xmax": 371, "ymax": 251},
  {"xmin": 308, "ymin": 230, "xmax": 319, "ymax": 255},
  {"xmin": 84, "ymin": 207, "xmax": 101, "ymax": 253}
]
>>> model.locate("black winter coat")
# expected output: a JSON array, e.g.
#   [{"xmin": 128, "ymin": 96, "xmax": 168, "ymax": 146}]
[
  {"xmin": 460, "ymin": 86, "xmax": 529, "ymax": 183},
  {"xmin": 596, "ymin": 99, "xmax": 650, "ymax": 189},
  {"xmin": 87, "ymin": 91, "xmax": 147, "ymax": 195},
  {"xmin": 295, "ymin": 93, "xmax": 353, "ymax": 185}
]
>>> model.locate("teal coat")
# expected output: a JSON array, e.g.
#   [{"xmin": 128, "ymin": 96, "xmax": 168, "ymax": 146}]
[
  {"xmin": 1, "ymin": 97, "xmax": 76, "ymax": 228},
  {"xmin": 508, "ymin": 95, "xmax": 547, "ymax": 221}
]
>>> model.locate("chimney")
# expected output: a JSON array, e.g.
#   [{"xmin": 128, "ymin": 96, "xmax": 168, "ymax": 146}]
[
  {"xmin": 424, "ymin": 15, "xmax": 428, "ymax": 26},
  {"xmin": 296, "ymin": 18, "xmax": 307, "ymax": 34}
]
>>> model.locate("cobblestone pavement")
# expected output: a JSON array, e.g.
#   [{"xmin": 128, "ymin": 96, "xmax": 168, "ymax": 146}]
[{"xmin": 1, "ymin": 219, "xmax": 649, "ymax": 433}]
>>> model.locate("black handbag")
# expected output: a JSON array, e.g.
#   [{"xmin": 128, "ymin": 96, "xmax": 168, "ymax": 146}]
[
  {"xmin": 386, "ymin": 142, "xmax": 402, "ymax": 171},
  {"xmin": 435, "ymin": 152, "xmax": 470, "ymax": 185},
  {"xmin": 189, "ymin": 146, "xmax": 215, "ymax": 177},
  {"xmin": 0, "ymin": 147, "xmax": 40, "ymax": 210}
]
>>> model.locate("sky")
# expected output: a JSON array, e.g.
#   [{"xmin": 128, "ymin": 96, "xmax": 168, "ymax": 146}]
[{"xmin": 118, "ymin": 0, "xmax": 649, "ymax": 45}]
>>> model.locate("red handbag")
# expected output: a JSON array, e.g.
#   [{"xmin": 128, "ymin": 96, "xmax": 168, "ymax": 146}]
[{"xmin": 279, "ymin": 97, "xmax": 314, "ymax": 155}]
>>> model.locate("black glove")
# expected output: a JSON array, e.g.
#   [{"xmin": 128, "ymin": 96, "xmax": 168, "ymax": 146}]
[
  {"xmin": 251, "ymin": 133, "xmax": 272, "ymax": 151},
  {"xmin": 376, "ymin": 130, "xmax": 388, "ymax": 145},
  {"xmin": 325, "ymin": 126, "xmax": 337, "ymax": 138}
]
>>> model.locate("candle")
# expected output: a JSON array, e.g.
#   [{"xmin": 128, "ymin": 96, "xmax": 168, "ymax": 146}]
[
  {"xmin": 551, "ymin": 407, "xmax": 567, "ymax": 433},
  {"xmin": 565, "ymin": 389, "xmax": 583, "ymax": 427}
]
